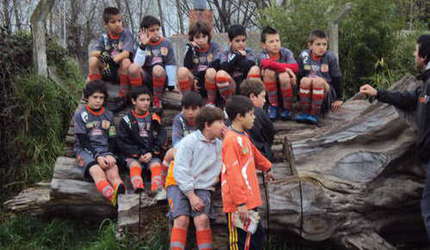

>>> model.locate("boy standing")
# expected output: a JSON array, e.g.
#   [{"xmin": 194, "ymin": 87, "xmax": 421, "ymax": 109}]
[
  {"xmin": 212, "ymin": 24, "xmax": 260, "ymax": 105},
  {"xmin": 116, "ymin": 87, "xmax": 167, "ymax": 198},
  {"xmin": 296, "ymin": 30, "xmax": 343, "ymax": 125},
  {"xmin": 360, "ymin": 34, "xmax": 430, "ymax": 239},
  {"xmin": 88, "ymin": 7, "xmax": 134, "ymax": 101},
  {"xmin": 74, "ymin": 80, "xmax": 125, "ymax": 206},
  {"xmin": 129, "ymin": 15, "xmax": 177, "ymax": 108},
  {"xmin": 240, "ymin": 79, "xmax": 276, "ymax": 160},
  {"xmin": 222, "ymin": 95, "xmax": 273, "ymax": 249},
  {"xmin": 177, "ymin": 21, "xmax": 221, "ymax": 101},
  {"xmin": 258, "ymin": 26, "xmax": 299, "ymax": 120},
  {"xmin": 167, "ymin": 106, "xmax": 225, "ymax": 249}
]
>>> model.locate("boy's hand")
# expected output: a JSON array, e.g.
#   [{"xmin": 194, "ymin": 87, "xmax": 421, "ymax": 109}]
[
  {"xmin": 237, "ymin": 50, "xmax": 246, "ymax": 56},
  {"xmin": 105, "ymin": 155, "xmax": 117, "ymax": 168},
  {"xmin": 139, "ymin": 153, "xmax": 152, "ymax": 163},
  {"xmin": 97, "ymin": 156, "xmax": 109, "ymax": 170},
  {"xmin": 237, "ymin": 204, "xmax": 249, "ymax": 221},
  {"xmin": 139, "ymin": 30, "xmax": 150, "ymax": 46},
  {"xmin": 264, "ymin": 170, "xmax": 275, "ymax": 182},
  {"xmin": 331, "ymin": 100, "xmax": 343, "ymax": 112},
  {"xmin": 360, "ymin": 84, "xmax": 378, "ymax": 97},
  {"xmin": 285, "ymin": 68, "xmax": 297, "ymax": 84},
  {"xmin": 187, "ymin": 192, "xmax": 205, "ymax": 212},
  {"xmin": 190, "ymin": 41, "xmax": 200, "ymax": 49}
]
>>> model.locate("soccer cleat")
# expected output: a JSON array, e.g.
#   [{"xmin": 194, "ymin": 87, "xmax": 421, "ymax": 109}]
[
  {"xmin": 294, "ymin": 113, "xmax": 309, "ymax": 123},
  {"xmin": 295, "ymin": 113, "xmax": 319, "ymax": 125},
  {"xmin": 267, "ymin": 105, "xmax": 279, "ymax": 120},
  {"xmin": 279, "ymin": 109, "xmax": 292, "ymax": 120},
  {"xmin": 306, "ymin": 114, "xmax": 320, "ymax": 125}
]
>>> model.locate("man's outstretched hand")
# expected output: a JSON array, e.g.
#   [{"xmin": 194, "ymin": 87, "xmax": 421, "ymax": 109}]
[{"xmin": 360, "ymin": 84, "xmax": 378, "ymax": 97}]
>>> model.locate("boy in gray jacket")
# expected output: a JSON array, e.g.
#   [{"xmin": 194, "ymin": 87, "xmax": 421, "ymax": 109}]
[{"xmin": 167, "ymin": 106, "xmax": 225, "ymax": 249}]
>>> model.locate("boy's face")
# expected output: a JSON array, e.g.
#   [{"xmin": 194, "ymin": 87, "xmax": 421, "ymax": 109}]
[
  {"xmin": 263, "ymin": 33, "xmax": 281, "ymax": 55},
  {"xmin": 250, "ymin": 91, "xmax": 266, "ymax": 108},
  {"xmin": 87, "ymin": 92, "xmax": 105, "ymax": 110},
  {"xmin": 415, "ymin": 44, "xmax": 426, "ymax": 70},
  {"xmin": 183, "ymin": 106, "xmax": 201, "ymax": 123},
  {"xmin": 239, "ymin": 110, "xmax": 255, "ymax": 130},
  {"xmin": 309, "ymin": 38, "xmax": 328, "ymax": 57},
  {"xmin": 231, "ymin": 35, "xmax": 246, "ymax": 51},
  {"xmin": 193, "ymin": 33, "xmax": 209, "ymax": 48},
  {"xmin": 132, "ymin": 94, "xmax": 151, "ymax": 113},
  {"xmin": 205, "ymin": 120, "xmax": 226, "ymax": 139},
  {"xmin": 105, "ymin": 14, "xmax": 123, "ymax": 35},
  {"xmin": 143, "ymin": 24, "xmax": 161, "ymax": 42}
]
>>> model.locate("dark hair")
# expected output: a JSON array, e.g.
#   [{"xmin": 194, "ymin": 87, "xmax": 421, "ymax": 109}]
[
  {"xmin": 261, "ymin": 26, "xmax": 278, "ymax": 43},
  {"xmin": 103, "ymin": 7, "xmax": 120, "ymax": 24},
  {"xmin": 181, "ymin": 91, "xmax": 203, "ymax": 108},
  {"xmin": 196, "ymin": 106, "xmax": 224, "ymax": 131},
  {"xmin": 130, "ymin": 86, "xmax": 151, "ymax": 101},
  {"xmin": 308, "ymin": 30, "xmax": 327, "ymax": 44},
  {"xmin": 84, "ymin": 80, "xmax": 108, "ymax": 99},
  {"xmin": 417, "ymin": 34, "xmax": 430, "ymax": 63},
  {"xmin": 228, "ymin": 24, "xmax": 246, "ymax": 41},
  {"xmin": 140, "ymin": 15, "xmax": 161, "ymax": 29},
  {"xmin": 240, "ymin": 79, "xmax": 265, "ymax": 98},
  {"xmin": 189, "ymin": 21, "xmax": 212, "ymax": 42},
  {"xmin": 225, "ymin": 95, "xmax": 254, "ymax": 121}
]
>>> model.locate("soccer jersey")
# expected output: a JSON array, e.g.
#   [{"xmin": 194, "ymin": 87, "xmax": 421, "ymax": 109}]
[
  {"xmin": 298, "ymin": 49, "xmax": 342, "ymax": 83},
  {"xmin": 171, "ymin": 113, "xmax": 197, "ymax": 147},
  {"xmin": 73, "ymin": 106, "xmax": 115, "ymax": 156},
  {"xmin": 221, "ymin": 129, "xmax": 271, "ymax": 213},
  {"xmin": 218, "ymin": 48, "xmax": 256, "ymax": 80},
  {"xmin": 183, "ymin": 41, "xmax": 221, "ymax": 75},
  {"xmin": 93, "ymin": 29, "xmax": 135, "ymax": 58},
  {"xmin": 257, "ymin": 47, "xmax": 297, "ymax": 65},
  {"xmin": 138, "ymin": 38, "xmax": 176, "ymax": 68}
]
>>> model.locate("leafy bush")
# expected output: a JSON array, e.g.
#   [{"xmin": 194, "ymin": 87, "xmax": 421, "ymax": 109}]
[{"xmin": 259, "ymin": 0, "xmax": 423, "ymax": 97}]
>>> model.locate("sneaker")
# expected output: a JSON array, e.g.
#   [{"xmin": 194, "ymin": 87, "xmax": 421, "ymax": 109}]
[
  {"xmin": 294, "ymin": 113, "xmax": 309, "ymax": 123},
  {"xmin": 154, "ymin": 188, "xmax": 167, "ymax": 201},
  {"xmin": 111, "ymin": 183, "xmax": 126, "ymax": 207},
  {"xmin": 267, "ymin": 105, "xmax": 279, "ymax": 120},
  {"xmin": 295, "ymin": 113, "xmax": 319, "ymax": 125},
  {"xmin": 306, "ymin": 114, "xmax": 320, "ymax": 125},
  {"xmin": 279, "ymin": 109, "xmax": 291, "ymax": 120}
]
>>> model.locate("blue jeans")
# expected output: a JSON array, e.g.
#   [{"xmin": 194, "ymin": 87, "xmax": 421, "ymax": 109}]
[{"xmin": 421, "ymin": 160, "xmax": 430, "ymax": 239}]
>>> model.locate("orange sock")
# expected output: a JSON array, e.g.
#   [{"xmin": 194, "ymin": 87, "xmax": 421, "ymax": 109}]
[
  {"xmin": 130, "ymin": 165, "xmax": 144, "ymax": 190},
  {"xmin": 170, "ymin": 227, "xmax": 187, "ymax": 250},
  {"xmin": 95, "ymin": 180, "xmax": 114, "ymax": 200},
  {"xmin": 247, "ymin": 73, "xmax": 261, "ymax": 79},
  {"xmin": 88, "ymin": 73, "xmax": 102, "ymax": 81},
  {"xmin": 150, "ymin": 163, "xmax": 163, "ymax": 191},
  {"xmin": 196, "ymin": 229, "xmax": 213, "ymax": 250},
  {"xmin": 130, "ymin": 76, "xmax": 142, "ymax": 87}
]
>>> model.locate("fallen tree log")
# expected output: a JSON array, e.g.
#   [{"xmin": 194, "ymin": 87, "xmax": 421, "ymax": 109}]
[{"xmin": 5, "ymin": 75, "xmax": 428, "ymax": 249}]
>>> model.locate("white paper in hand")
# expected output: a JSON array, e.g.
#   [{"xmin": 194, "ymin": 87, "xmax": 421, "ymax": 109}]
[{"xmin": 232, "ymin": 210, "xmax": 260, "ymax": 234}]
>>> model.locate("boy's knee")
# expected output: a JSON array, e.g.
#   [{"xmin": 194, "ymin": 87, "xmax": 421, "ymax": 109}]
[
  {"xmin": 312, "ymin": 77, "xmax": 327, "ymax": 89},
  {"xmin": 88, "ymin": 164, "xmax": 105, "ymax": 179},
  {"xmin": 300, "ymin": 78, "xmax": 312, "ymax": 88},
  {"xmin": 215, "ymin": 70, "xmax": 229, "ymax": 79},
  {"xmin": 120, "ymin": 58, "xmax": 131, "ymax": 68},
  {"xmin": 193, "ymin": 214, "xmax": 210, "ymax": 229},
  {"xmin": 278, "ymin": 72, "xmax": 291, "ymax": 83},
  {"xmin": 89, "ymin": 57, "xmax": 100, "ymax": 67},
  {"xmin": 248, "ymin": 65, "xmax": 260, "ymax": 75},
  {"xmin": 128, "ymin": 63, "xmax": 141, "ymax": 75},
  {"xmin": 205, "ymin": 68, "xmax": 217, "ymax": 80},
  {"xmin": 263, "ymin": 69, "xmax": 276, "ymax": 80},
  {"xmin": 152, "ymin": 65, "xmax": 166, "ymax": 77},
  {"xmin": 177, "ymin": 67, "xmax": 190, "ymax": 79},
  {"xmin": 174, "ymin": 215, "xmax": 190, "ymax": 229}
]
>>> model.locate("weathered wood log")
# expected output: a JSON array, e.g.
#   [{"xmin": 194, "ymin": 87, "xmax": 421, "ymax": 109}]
[{"xmin": 5, "ymin": 75, "xmax": 428, "ymax": 249}]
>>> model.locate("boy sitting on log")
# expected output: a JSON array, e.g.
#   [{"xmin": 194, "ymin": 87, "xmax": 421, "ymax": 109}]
[
  {"xmin": 116, "ymin": 87, "xmax": 167, "ymax": 199},
  {"xmin": 73, "ymin": 80, "xmax": 125, "ymax": 206},
  {"xmin": 167, "ymin": 106, "xmax": 225, "ymax": 249},
  {"xmin": 295, "ymin": 30, "xmax": 343, "ymax": 125}
]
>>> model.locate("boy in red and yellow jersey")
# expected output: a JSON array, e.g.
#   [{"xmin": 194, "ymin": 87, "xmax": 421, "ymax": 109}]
[{"xmin": 222, "ymin": 95, "xmax": 273, "ymax": 249}]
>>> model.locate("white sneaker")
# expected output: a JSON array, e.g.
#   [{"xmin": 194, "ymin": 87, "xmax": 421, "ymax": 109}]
[{"xmin": 154, "ymin": 188, "xmax": 167, "ymax": 201}]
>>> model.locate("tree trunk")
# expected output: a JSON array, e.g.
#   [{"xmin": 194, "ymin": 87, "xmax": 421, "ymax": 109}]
[
  {"xmin": 30, "ymin": 0, "xmax": 56, "ymax": 77},
  {"xmin": 4, "ymin": 75, "xmax": 429, "ymax": 249},
  {"xmin": 157, "ymin": 0, "xmax": 166, "ymax": 37}
]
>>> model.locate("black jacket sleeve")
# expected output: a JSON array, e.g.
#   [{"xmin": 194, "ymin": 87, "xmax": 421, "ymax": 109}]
[
  {"xmin": 183, "ymin": 44, "xmax": 195, "ymax": 70},
  {"xmin": 238, "ymin": 56, "xmax": 255, "ymax": 74},
  {"xmin": 376, "ymin": 88, "xmax": 420, "ymax": 111},
  {"xmin": 76, "ymin": 134, "xmax": 96, "ymax": 156},
  {"xmin": 151, "ymin": 118, "xmax": 166, "ymax": 155},
  {"xmin": 219, "ymin": 52, "xmax": 241, "ymax": 72},
  {"xmin": 332, "ymin": 76, "xmax": 343, "ymax": 100}
]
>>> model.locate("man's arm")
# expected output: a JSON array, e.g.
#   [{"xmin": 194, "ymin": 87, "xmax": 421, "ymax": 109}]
[{"xmin": 360, "ymin": 84, "xmax": 419, "ymax": 111}]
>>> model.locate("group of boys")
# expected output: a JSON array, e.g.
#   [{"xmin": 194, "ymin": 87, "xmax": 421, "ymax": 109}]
[{"xmin": 76, "ymin": 5, "xmax": 347, "ymax": 250}]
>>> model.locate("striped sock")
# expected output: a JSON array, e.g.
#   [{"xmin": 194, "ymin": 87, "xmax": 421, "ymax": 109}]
[
  {"xmin": 170, "ymin": 227, "xmax": 187, "ymax": 250},
  {"xmin": 95, "ymin": 180, "xmax": 114, "ymax": 200},
  {"xmin": 196, "ymin": 229, "xmax": 213, "ymax": 250}
]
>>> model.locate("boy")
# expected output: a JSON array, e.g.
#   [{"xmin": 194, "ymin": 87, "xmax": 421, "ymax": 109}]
[
  {"xmin": 296, "ymin": 30, "xmax": 343, "ymax": 125},
  {"xmin": 177, "ymin": 21, "xmax": 221, "ymax": 101},
  {"xmin": 73, "ymin": 80, "xmax": 125, "ymax": 206},
  {"xmin": 129, "ymin": 15, "xmax": 177, "ymax": 108},
  {"xmin": 360, "ymin": 34, "xmax": 430, "ymax": 239},
  {"xmin": 88, "ymin": 7, "xmax": 134, "ymax": 103},
  {"xmin": 116, "ymin": 87, "xmax": 167, "ymax": 198},
  {"xmin": 167, "ymin": 106, "xmax": 225, "ymax": 249},
  {"xmin": 240, "ymin": 79, "xmax": 276, "ymax": 161},
  {"xmin": 222, "ymin": 95, "xmax": 273, "ymax": 249},
  {"xmin": 212, "ymin": 24, "xmax": 260, "ymax": 105},
  {"xmin": 258, "ymin": 26, "xmax": 299, "ymax": 120}
]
